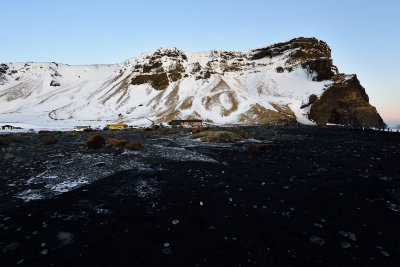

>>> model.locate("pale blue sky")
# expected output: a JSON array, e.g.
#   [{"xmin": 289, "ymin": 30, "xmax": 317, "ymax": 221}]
[{"xmin": 1, "ymin": 0, "xmax": 399, "ymax": 121}]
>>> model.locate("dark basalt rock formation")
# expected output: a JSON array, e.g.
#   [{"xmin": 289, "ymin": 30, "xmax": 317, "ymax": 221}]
[
  {"xmin": 273, "ymin": 38, "xmax": 385, "ymax": 128},
  {"xmin": 0, "ymin": 64, "xmax": 9, "ymax": 83},
  {"xmin": 309, "ymin": 75, "xmax": 385, "ymax": 128},
  {"xmin": 131, "ymin": 73, "xmax": 169, "ymax": 90},
  {"xmin": 0, "ymin": 63, "xmax": 9, "ymax": 74},
  {"xmin": 50, "ymin": 80, "xmax": 61, "ymax": 87},
  {"xmin": 251, "ymin": 37, "xmax": 331, "ymax": 61}
]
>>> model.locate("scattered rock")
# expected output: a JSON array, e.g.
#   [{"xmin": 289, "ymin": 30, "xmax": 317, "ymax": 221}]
[
  {"xmin": 2, "ymin": 241, "xmax": 20, "ymax": 253},
  {"xmin": 42, "ymin": 137, "xmax": 57, "ymax": 145},
  {"xmin": 347, "ymin": 232, "xmax": 356, "ymax": 241},
  {"xmin": 339, "ymin": 230, "xmax": 356, "ymax": 241},
  {"xmin": 85, "ymin": 134, "xmax": 105, "ymax": 149},
  {"xmin": 309, "ymin": 236, "xmax": 325, "ymax": 246},
  {"xmin": 57, "ymin": 231, "xmax": 74, "ymax": 246},
  {"xmin": 3, "ymin": 153, "xmax": 15, "ymax": 160},
  {"xmin": 313, "ymin": 223, "xmax": 323, "ymax": 229},
  {"xmin": 339, "ymin": 230, "xmax": 348, "ymax": 237},
  {"xmin": 162, "ymin": 247, "xmax": 172, "ymax": 255},
  {"xmin": 191, "ymin": 128, "xmax": 201, "ymax": 134},
  {"xmin": 380, "ymin": 250, "xmax": 390, "ymax": 257},
  {"xmin": 341, "ymin": 241, "xmax": 351, "ymax": 249},
  {"xmin": 140, "ymin": 168, "xmax": 158, "ymax": 177},
  {"xmin": 13, "ymin": 157, "xmax": 26, "ymax": 163},
  {"xmin": 246, "ymin": 144, "xmax": 269, "ymax": 152},
  {"xmin": 125, "ymin": 142, "xmax": 143, "ymax": 150},
  {"xmin": 239, "ymin": 133, "xmax": 249, "ymax": 139}
]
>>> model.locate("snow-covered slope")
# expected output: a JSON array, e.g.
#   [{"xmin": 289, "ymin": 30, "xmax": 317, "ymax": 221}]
[{"xmin": 0, "ymin": 37, "xmax": 383, "ymax": 128}]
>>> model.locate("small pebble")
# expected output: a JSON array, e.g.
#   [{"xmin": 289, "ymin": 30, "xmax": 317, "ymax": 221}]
[
  {"xmin": 41, "ymin": 242, "xmax": 47, "ymax": 247},
  {"xmin": 309, "ymin": 236, "xmax": 325, "ymax": 246},
  {"xmin": 341, "ymin": 241, "xmax": 351, "ymax": 249},
  {"xmin": 40, "ymin": 249, "xmax": 48, "ymax": 255},
  {"xmin": 339, "ymin": 230, "xmax": 348, "ymax": 237},
  {"xmin": 162, "ymin": 248, "xmax": 172, "ymax": 255},
  {"xmin": 199, "ymin": 201, "xmax": 203, "ymax": 206},
  {"xmin": 16, "ymin": 259, "xmax": 24, "ymax": 265},
  {"xmin": 313, "ymin": 223, "xmax": 323, "ymax": 229},
  {"xmin": 347, "ymin": 232, "xmax": 356, "ymax": 241},
  {"xmin": 2, "ymin": 241, "xmax": 20, "ymax": 253},
  {"xmin": 380, "ymin": 250, "xmax": 390, "ymax": 257},
  {"xmin": 164, "ymin": 243, "xmax": 170, "ymax": 247},
  {"xmin": 171, "ymin": 219, "xmax": 179, "ymax": 225}
]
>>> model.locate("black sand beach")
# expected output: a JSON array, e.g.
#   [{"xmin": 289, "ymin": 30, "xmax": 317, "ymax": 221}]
[{"xmin": 1, "ymin": 127, "xmax": 399, "ymax": 266}]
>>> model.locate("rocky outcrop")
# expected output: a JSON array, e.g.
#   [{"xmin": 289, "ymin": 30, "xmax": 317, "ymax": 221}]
[
  {"xmin": 0, "ymin": 64, "xmax": 9, "ymax": 84},
  {"xmin": 251, "ymin": 37, "xmax": 331, "ymax": 61},
  {"xmin": 50, "ymin": 80, "xmax": 61, "ymax": 87},
  {"xmin": 308, "ymin": 75, "xmax": 385, "ymax": 128},
  {"xmin": 131, "ymin": 73, "xmax": 169, "ymax": 90},
  {"xmin": 0, "ymin": 63, "xmax": 9, "ymax": 74}
]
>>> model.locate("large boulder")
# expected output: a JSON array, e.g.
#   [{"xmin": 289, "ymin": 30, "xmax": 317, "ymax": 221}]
[{"xmin": 85, "ymin": 134, "xmax": 105, "ymax": 149}]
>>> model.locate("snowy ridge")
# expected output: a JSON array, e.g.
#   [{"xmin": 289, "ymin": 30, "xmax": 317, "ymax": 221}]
[{"xmin": 0, "ymin": 37, "xmax": 335, "ymax": 128}]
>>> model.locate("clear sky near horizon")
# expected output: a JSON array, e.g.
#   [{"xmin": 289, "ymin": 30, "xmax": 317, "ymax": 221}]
[{"xmin": 1, "ymin": 0, "xmax": 399, "ymax": 122}]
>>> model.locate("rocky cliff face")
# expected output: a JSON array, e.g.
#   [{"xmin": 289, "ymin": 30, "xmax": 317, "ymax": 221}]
[
  {"xmin": 308, "ymin": 75, "xmax": 385, "ymax": 128},
  {"xmin": 0, "ymin": 37, "xmax": 385, "ymax": 128}
]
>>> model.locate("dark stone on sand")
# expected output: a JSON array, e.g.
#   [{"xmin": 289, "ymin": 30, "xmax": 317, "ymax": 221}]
[{"xmin": 85, "ymin": 134, "xmax": 105, "ymax": 149}]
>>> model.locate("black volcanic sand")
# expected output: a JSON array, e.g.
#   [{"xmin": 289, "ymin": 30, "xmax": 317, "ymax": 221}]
[{"xmin": 1, "ymin": 127, "xmax": 400, "ymax": 266}]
